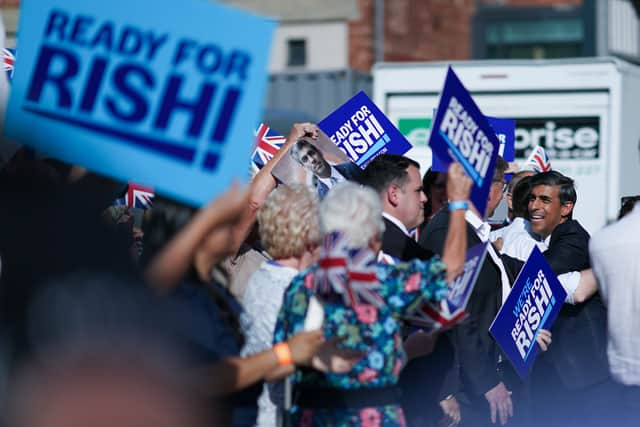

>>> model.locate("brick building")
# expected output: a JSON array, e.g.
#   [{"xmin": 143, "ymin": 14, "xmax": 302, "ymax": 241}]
[{"xmin": 349, "ymin": 0, "xmax": 640, "ymax": 72}]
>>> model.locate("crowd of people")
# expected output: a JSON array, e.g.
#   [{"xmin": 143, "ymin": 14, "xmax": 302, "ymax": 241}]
[{"xmin": 0, "ymin": 122, "xmax": 638, "ymax": 427}]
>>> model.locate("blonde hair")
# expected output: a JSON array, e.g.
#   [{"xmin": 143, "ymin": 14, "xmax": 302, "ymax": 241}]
[{"xmin": 257, "ymin": 185, "xmax": 320, "ymax": 259}]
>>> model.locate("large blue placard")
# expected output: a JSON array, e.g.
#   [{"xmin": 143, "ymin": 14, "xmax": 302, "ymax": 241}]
[
  {"xmin": 429, "ymin": 67, "xmax": 500, "ymax": 216},
  {"xmin": 432, "ymin": 115, "xmax": 515, "ymax": 172},
  {"xmin": 4, "ymin": 0, "xmax": 274, "ymax": 206},
  {"xmin": 489, "ymin": 247, "xmax": 567, "ymax": 379},
  {"xmin": 319, "ymin": 91, "xmax": 413, "ymax": 168}
]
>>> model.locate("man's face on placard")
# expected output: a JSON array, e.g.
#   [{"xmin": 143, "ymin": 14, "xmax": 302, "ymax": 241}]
[
  {"xmin": 293, "ymin": 140, "xmax": 330, "ymax": 178},
  {"xmin": 396, "ymin": 165, "xmax": 427, "ymax": 230},
  {"xmin": 528, "ymin": 184, "xmax": 572, "ymax": 238}
]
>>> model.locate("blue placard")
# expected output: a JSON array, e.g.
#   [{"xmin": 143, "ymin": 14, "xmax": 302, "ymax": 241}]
[
  {"xmin": 489, "ymin": 247, "xmax": 567, "ymax": 379},
  {"xmin": 404, "ymin": 242, "xmax": 488, "ymax": 331},
  {"xmin": 433, "ymin": 115, "xmax": 515, "ymax": 179},
  {"xmin": 4, "ymin": 0, "xmax": 274, "ymax": 206},
  {"xmin": 319, "ymin": 91, "xmax": 413, "ymax": 168},
  {"xmin": 487, "ymin": 116, "xmax": 515, "ymax": 181},
  {"xmin": 487, "ymin": 116, "xmax": 515, "ymax": 163},
  {"xmin": 429, "ymin": 67, "xmax": 500, "ymax": 216}
]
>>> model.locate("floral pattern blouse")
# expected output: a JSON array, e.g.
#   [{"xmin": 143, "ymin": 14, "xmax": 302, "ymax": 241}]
[{"xmin": 273, "ymin": 257, "xmax": 448, "ymax": 426}]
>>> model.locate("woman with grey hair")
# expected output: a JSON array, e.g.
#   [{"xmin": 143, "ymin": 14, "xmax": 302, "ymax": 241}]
[
  {"xmin": 241, "ymin": 185, "xmax": 359, "ymax": 426},
  {"xmin": 273, "ymin": 164, "xmax": 473, "ymax": 426}
]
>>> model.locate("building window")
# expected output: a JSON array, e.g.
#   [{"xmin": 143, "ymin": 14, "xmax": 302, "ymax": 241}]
[
  {"xmin": 287, "ymin": 39, "xmax": 307, "ymax": 67},
  {"xmin": 473, "ymin": 6, "xmax": 593, "ymax": 60}
]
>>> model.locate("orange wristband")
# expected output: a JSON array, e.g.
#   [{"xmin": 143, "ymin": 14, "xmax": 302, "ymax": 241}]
[{"xmin": 273, "ymin": 342, "xmax": 293, "ymax": 366}]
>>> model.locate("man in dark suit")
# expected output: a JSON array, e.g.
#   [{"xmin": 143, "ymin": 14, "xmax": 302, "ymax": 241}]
[
  {"xmin": 362, "ymin": 154, "xmax": 434, "ymax": 262},
  {"xmin": 362, "ymin": 154, "xmax": 449, "ymax": 426},
  {"xmin": 289, "ymin": 138, "xmax": 363, "ymax": 199},
  {"xmin": 527, "ymin": 171, "xmax": 613, "ymax": 427},
  {"xmin": 420, "ymin": 157, "xmax": 522, "ymax": 427}
]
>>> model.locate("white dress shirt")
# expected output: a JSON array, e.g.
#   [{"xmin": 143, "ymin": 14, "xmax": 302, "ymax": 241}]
[
  {"xmin": 317, "ymin": 166, "xmax": 346, "ymax": 189},
  {"xmin": 382, "ymin": 212, "xmax": 410, "ymax": 236},
  {"xmin": 490, "ymin": 217, "xmax": 546, "ymax": 261},
  {"xmin": 466, "ymin": 210, "xmax": 512, "ymax": 304},
  {"xmin": 490, "ymin": 217, "xmax": 581, "ymax": 304},
  {"xmin": 589, "ymin": 204, "xmax": 640, "ymax": 385}
]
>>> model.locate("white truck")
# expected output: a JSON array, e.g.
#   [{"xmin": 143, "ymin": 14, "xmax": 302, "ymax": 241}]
[{"xmin": 374, "ymin": 57, "xmax": 640, "ymax": 233}]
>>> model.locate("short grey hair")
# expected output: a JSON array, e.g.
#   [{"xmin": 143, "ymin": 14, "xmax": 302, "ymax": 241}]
[{"xmin": 319, "ymin": 182, "xmax": 385, "ymax": 248}]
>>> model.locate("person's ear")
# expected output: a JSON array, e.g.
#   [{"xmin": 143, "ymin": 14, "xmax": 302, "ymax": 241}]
[
  {"xmin": 560, "ymin": 202, "xmax": 574, "ymax": 218},
  {"xmin": 387, "ymin": 184, "xmax": 400, "ymax": 208}
]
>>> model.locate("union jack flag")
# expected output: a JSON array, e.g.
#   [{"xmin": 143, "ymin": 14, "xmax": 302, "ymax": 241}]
[
  {"xmin": 525, "ymin": 145, "xmax": 551, "ymax": 173},
  {"xmin": 114, "ymin": 182, "xmax": 155, "ymax": 209},
  {"xmin": 2, "ymin": 48, "xmax": 15, "ymax": 82},
  {"xmin": 313, "ymin": 232, "xmax": 383, "ymax": 308},
  {"xmin": 251, "ymin": 123, "xmax": 285, "ymax": 172}
]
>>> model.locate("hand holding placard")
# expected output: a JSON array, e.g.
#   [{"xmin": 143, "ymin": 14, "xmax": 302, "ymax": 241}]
[
  {"xmin": 489, "ymin": 247, "xmax": 567, "ymax": 379},
  {"xmin": 428, "ymin": 67, "xmax": 500, "ymax": 216}
]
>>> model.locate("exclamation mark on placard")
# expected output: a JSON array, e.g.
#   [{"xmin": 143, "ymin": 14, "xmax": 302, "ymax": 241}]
[{"xmin": 203, "ymin": 87, "xmax": 241, "ymax": 171}]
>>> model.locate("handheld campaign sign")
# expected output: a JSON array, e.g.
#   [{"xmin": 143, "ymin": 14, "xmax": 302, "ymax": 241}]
[
  {"xmin": 271, "ymin": 129, "xmax": 359, "ymax": 200},
  {"xmin": 489, "ymin": 247, "xmax": 567, "ymax": 379},
  {"xmin": 487, "ymin": 116, "xmax": 515, "ymax": 163},
  {"xmin": 319, "ymin": 91, "xmax": 413, "ymax": 168},
  {"xmin": 432, "ymin": 115, "xmax": 514, "ymax": 171},
  {"xmin": 4, "ymin": 0, "xmax": 274, "ymax": 206},
  {"xmin": 404, "ymin": 243, "xmax": 488, "ymax": 333},
  {"xmin": 429, "ymin": 67, "xmax": 500, "ymax": 216}
]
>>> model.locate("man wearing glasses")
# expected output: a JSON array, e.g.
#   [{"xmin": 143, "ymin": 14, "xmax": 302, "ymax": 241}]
[{"xmin": 421, "ymin": 156, "xmax": 528, "ymax": 427}]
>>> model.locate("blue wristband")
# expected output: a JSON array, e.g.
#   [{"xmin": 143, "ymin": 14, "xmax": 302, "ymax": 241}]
[{"xmin": 448, "ymin": 200, "xmax": 469, "ymax": 211}]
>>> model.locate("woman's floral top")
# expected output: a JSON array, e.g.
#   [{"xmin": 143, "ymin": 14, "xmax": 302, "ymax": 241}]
[{"xmin": 273, "ymin": 257, "xmax": 448, "ymax": 426}]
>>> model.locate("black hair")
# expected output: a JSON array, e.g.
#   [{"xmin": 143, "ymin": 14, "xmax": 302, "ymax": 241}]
[
  {"xmin": 618, "ymin": 196, "xmax": 640, "ymax": 220},
  {"xmin": 422, "ymin": 168, "xmax": 446, "ymax": 220},
  {"xmin": 511, "ymin": 175, "xmax": 533, "ymax": 219},
  {"xmin": 507, "ymin": 170, "xmax": 533, "ymax": 195},
  {"xmin": 289, "ymin": 138, "xmax": 320, "ymax": 164},
  {"xmin": 529, "ymin": 171, "xmax": 576, "ymax": 219},
  {"xmin": 140, "ymin": 196, "xmax": 245, "ymax": 349},
  {"xmin": 361, "ymin": 154, "xmax": 420, "ymax": 194}
]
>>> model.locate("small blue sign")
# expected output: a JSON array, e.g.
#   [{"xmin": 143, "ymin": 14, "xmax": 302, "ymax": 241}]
[
  {"xmin": 4, "ymin": 0, "xmax": 274, "ymax": 206},
  {"xmin": 429, "ymin": 67, "xmax": 500, "ymax": 216},
  {"xmin": 319, "ymin": 91, "xmax": 413, "ymax": 168},
  {"xmin": 489, "ymin": 247, "xmax": 567, "ymax": 379},
  {"xmin": 404, "ymin": 242, "xmax": 488, "ymax": 332},
  {"xmin": 487, "ymin": 116, "xmax": 515, "ymax": 181}
]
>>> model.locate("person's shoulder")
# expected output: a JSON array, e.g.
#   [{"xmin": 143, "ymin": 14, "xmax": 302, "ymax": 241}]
[
  {"xmin": 554, "ymin": 219, "xmax": 589, "ymax": 237},
  {"xmin": 591, "ymin": 211, "xmax": 640, "ymax": 250},
  {"xmin": 423, "ymin": 208, "xmax": 450, "ymax": 232}
]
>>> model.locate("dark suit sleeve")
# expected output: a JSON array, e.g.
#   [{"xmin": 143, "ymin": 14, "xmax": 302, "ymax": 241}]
[
  {"xmin": 543, "ymin": 222, "xmax": 590, "ymax": 275},
  {"xmin": 422, "ymin": 213, "xmax": 501, "ymax": 397},
  {"xmin": 500, "ymin": 253, "xmax": 524, "ymax": 282},
  {"xmin": 335, "ymin": 162, "xmax": 365, "ymax": 183}
]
